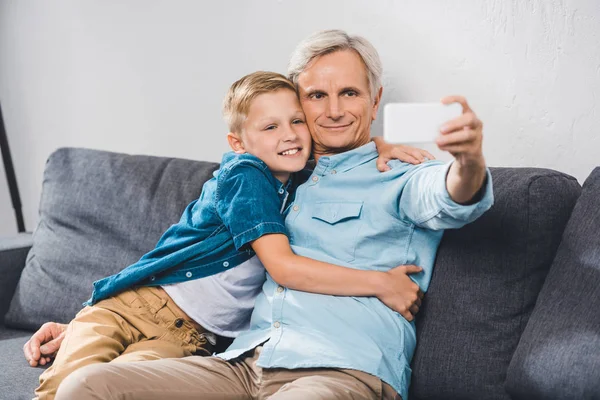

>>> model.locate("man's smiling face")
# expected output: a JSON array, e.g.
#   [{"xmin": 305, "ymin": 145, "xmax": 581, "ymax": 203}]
[{"xmin": 297, "ymin": 49, "xmax": 382, "ymax": 157}]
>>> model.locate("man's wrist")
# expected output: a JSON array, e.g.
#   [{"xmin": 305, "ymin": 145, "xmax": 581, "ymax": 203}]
[
  {"xmin": 447, "ymin": 156, "xmax": 488, "ymax": 204},
  {"xmin": 455, "ymin": 153, "xmax": 486, "ymax": 173}
]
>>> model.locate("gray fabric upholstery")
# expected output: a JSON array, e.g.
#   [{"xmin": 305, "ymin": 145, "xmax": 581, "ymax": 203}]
[
  {"xmin": 410, "ymin": 168, "xmax": 582, "ymax": 400},
  {"xmin": 0, "ymin": 333, "xmax": 48, "ymax": 400},
  {"xmin": 0, "ymin": 326, "xmax": 30, "ymax": 341},
  {"xmin": 0, "ymin": 234, "xmax": 33, "ymax": 323},
  {"xmin": 506, "ymin": 167, "xmax": 600, "ymax": 400},
  {"xmin": 5, "ymin": 148, "xmax": 219, "ymax": 330}
]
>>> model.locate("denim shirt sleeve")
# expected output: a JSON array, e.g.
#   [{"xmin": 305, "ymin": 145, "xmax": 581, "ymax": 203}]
[
  {"xmin": 398, "ymin": 160, "xmax": 494, "ymax": 230},
  {"xmin": 215, "ymin": 161, "xmax": 288, "ymax": 250}
]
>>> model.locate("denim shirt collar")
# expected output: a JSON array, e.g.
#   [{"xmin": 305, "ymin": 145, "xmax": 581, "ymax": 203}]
[
  {"xmin": 312, "ymin": 141, "xmax": 378, "ymax": 176},
  {"xmin": 220, "ymin": 151, "xmax": 293, "ymax": 195}
]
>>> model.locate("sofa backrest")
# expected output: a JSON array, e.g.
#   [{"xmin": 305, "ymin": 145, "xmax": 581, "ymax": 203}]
[
  {"xmin": 5, "ymin": 148, "xmax": 219, "ymax": 329},
  {"xmin": 506, "ymin": 167, "xmax": 600, "ymax": 400},
  {"xmin": 410, "ymin": 168, "xmax": 581, "ymax": 400}
]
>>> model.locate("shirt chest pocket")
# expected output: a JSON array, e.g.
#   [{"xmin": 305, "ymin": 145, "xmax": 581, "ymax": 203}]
[{"xmin": 311, "ymin": 201, "xmax": 363, "ymax": 263}]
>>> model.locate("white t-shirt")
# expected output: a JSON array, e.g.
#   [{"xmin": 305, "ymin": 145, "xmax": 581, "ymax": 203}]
[{"xmin": 161, "ymin": 255, "xmax": 265, "ymax": 338}]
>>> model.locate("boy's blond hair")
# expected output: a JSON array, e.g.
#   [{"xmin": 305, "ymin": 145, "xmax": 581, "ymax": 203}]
[{"xmin": 223, "ymin": 71, "xmax": 297, "ymax": 133}]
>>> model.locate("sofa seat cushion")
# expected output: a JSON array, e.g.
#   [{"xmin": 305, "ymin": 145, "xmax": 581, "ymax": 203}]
[
  {"xmin": 410, "ymin": 168, "xmax": 581, "ymax": 400},
  {"xmin": 0, "ymin": 327, "xmax": 45, "ymax": 400},
  {"xmin": 4, "ymin": 148, "xmax": 219, "ymax": 329},
  {"xmin": 506, "ymin": 167, "xmax": 600, "ymax": 400}
]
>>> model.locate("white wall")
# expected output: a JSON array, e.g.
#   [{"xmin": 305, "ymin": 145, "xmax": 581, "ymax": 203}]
[{"xmin": 0, "ymin": 0, "xmax": 598, "ymax": 236}]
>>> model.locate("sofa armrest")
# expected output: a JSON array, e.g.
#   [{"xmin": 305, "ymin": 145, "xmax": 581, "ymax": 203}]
[{"xmin": 0, "ymin": 233, "xmax": 33, "ymax": 323}]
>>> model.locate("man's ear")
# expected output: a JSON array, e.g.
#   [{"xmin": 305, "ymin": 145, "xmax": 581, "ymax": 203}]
[
  {"xmin": 227, "ymin": 132, "xmax": 246, "ymax": 154},
  {"xmin": 371, "ymin": 87, "xmax": 383, "ymax": 122}
]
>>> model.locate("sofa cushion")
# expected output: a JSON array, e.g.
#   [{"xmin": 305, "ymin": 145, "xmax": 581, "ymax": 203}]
[
  {"xmin": 0, "ymin": 333, "xmax": 47, "ymax": 400},
  {"xmin": 410, "ymin": 168, "xmax": 581, "ymax": 400},
  {"xmin": 0, "ymin": 233, "xmax": 33, "ymax": 323},
  {"xmin": 505, "ymin": 167, "xmax": 600, "ymax": 400},
  {"xmin": 4, "ymin": 148, "xmax": 219, "ymax": 329}
]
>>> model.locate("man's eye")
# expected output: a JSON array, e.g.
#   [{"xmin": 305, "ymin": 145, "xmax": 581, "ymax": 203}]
[
  {"xmin": 345, "ymin": 91, "xmax": 357, "ymax": 97},
  {"xmin": 310, "ymin": 93, "xmax": 324, "ymax": 100}
]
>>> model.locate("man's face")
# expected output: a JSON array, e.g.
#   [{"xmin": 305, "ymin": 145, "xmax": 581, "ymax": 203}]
[{"xmin": 297, "ymin": 50, "xmax": 382, "ymax": 156}]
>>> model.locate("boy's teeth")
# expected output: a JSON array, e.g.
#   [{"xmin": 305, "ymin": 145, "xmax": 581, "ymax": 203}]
[{"xmin": 281, "ymin": 148, "xmax": 299, "ymax": 156}]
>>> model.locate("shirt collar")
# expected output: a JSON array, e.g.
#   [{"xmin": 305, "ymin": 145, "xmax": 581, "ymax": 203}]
[
  {"xmin": 220, "ymin": 151, "xmax": 290, "ymax": 195},
  {"xmin": 312, "ymin": 141, "xmax": 378, "ymax": 176}
]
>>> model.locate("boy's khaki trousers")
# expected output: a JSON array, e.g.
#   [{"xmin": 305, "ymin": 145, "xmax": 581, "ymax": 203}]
[{"xmin": 35, "ymin": 286, "xmax": 219, "ymax": 400}]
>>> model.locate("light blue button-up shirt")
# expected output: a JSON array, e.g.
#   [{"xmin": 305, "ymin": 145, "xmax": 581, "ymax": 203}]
[{"xmin": 219, "ymin": 142, "xmax": 494, "ymax": 400}]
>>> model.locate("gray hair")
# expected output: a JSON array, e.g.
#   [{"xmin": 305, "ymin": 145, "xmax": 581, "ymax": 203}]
[{"xmin": 287, "ymin": 29, "xmax": 383, "ymax": 101}]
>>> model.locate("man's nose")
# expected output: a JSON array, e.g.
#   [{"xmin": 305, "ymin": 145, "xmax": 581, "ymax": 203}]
[{"xmin": 325, "ymin": 97, "xmax": 344, "ymax": 120}]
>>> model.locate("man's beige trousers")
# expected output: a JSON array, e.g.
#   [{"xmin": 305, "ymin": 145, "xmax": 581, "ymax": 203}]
[{"xmin": 55, "ymin": 344, "xmax": 400, "ymax": 399}]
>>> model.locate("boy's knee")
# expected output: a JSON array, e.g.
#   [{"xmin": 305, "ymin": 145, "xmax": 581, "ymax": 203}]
[{"xmin": 55, "ymin": 363, "xmax": 112, "ymax": 400}]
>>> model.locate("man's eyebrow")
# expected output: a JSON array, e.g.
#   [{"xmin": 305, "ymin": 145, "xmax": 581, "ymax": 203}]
[
  {"xmin": 339, "ymin": 86, "xmax": 361, "ymax": 93},
  {"xmin": 302, "ymin": 88, "xmax": 325, "ymax": 96}
]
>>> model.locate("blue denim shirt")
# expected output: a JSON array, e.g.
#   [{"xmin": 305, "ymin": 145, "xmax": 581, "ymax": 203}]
[
  {"xmin": 219, "ymin": 142, "xmax": 494, "ymax": 400},
  {"xmin": 85, "ymin": 152, "xmax": 299, "ymax": 306}
]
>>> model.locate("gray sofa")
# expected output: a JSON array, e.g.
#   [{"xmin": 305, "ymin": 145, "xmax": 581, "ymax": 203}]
[{"xmin": 0, "ymin": 147, "xmax": 598, "ymax": 400}]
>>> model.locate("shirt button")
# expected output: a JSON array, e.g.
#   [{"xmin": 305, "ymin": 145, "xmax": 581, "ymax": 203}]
[
  {"xmin": 185, "ymin": 272, "xmax": 192, "ymax": 278},
  {"xmin": 223, "ymin": 261, "xmax": 230, "ymax": 267},
  {"xmin": 273, "ymin": 321, "xmax": 281, "ymax": 329},
  {"xmin": 278, "ymin": 188, "xmax": 285, "ymax": 194},
  {"xmin": 293, "ymin": 205, "xmax": 299, "ymax": 212},
  {"xmin": 150, "ymin": 276, "xmax": 156, "ymax": 281},
  {"xmin": 312, "ymin": 176, "xmax": 319, "ymax": 182},
  {"xmin": 277, "ymin": 286, "xmax": 284, "ymax": 293},
  {"xmin": 331, "ymin": 170, "xmax": 337, "ymax": 175},
  {"xmin": 175, "ymin": 319, "xmax": 184, "ymax": 328}
]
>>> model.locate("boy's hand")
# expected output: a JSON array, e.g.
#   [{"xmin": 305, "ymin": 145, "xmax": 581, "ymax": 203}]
[
  {"xmin": 372, "ymin": 137, "xmax": 435, "ymax": 172},
  {"xmin": 377, "ymin": 265, "xmax": 425, "ymax": 321},
  {"xmin": 23, "ymin": 321, "xmax": 68, "ymax": 367}
]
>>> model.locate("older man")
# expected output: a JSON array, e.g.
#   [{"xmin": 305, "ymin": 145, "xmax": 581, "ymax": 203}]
[{"xmin": 55, "ymin": 30, "xmax": 493, "ymax": 400}]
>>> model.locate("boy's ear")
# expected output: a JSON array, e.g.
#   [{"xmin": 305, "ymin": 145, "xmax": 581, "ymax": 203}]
[{"xmin": 227, "ymin": 132, "xmax": 246, "ymax": 154}]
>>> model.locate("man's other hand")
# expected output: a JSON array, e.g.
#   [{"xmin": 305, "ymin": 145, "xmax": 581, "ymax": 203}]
[
  {"xmin": 23, "ymin": 322, "xmax": 68, "ymax": 367},
  {"xmin": 377, "ymin": 265, "xmax": 425, "ymax": 321},
  {"xmin": 372, "ymin": 137, "xmax": 435, "ymax": 172}
]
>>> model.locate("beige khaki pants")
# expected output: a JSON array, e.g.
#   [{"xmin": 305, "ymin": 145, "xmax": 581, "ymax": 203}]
[
  {"xmin": 35, "ymin": 286, "xmax": 220, "ymax": 400},
  {"xmin": 55, "ymin": 345, "xmax": 401, "ymax": 400}
]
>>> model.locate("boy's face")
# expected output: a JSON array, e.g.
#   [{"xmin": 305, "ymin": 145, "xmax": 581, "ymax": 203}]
[{"xmin": 228, "ymin": 89, "xmax": 311, "ymax": 183}]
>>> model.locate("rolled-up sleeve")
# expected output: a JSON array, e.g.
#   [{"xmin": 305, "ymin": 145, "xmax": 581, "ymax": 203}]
[
  {"xmin": 215, "ymin": 162, "xmax": 288, "ymax": 250},
  {"xmin": 398, "ymin": 161, "xmax": 494, "ymax": 230}
]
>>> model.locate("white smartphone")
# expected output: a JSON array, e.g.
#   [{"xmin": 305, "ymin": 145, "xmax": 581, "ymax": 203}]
[{"xmin": 383, "ymin": 102, "xmax": 463, "ymax": 144}]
